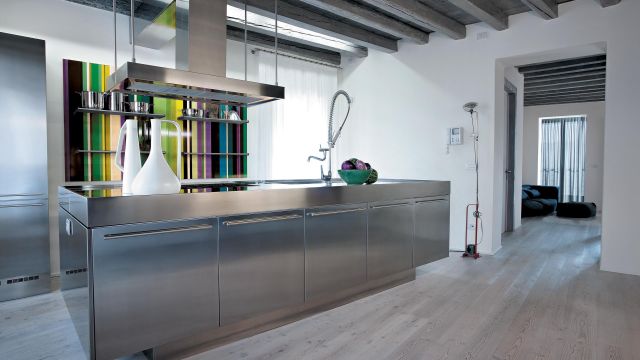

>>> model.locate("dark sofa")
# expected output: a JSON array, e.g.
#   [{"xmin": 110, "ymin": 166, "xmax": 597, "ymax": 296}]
[{"xmin": 522, "ymin": 185, "xmax": 559, "ymax": 217}]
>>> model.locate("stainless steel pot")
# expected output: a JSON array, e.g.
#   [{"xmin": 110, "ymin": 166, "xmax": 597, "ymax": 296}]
[
  {"xmin": 128, "ymin": 101, "xmax": 152, "ymax": 114},
  {"xmin": 77, "ymin": 91, "xmax": 106, "ymax": 109},
  {"xmin": 106, "ymin": 92, "xmax": 127, "ymax": 112},
  {"xmin": 182, "ymin": 108, "xmax": 207, "ymax": 118}
]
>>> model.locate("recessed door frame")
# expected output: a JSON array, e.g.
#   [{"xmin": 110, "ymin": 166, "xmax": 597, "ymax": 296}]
[{"xmin": 503, "ymin": 79, "xmax": 517, "ymax": 233}]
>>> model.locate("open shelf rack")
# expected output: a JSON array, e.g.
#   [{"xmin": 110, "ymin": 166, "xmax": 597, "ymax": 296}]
[
  {"xmin": 178, "ymin": 116, "xmax": 249, "ymax": 124},
  {"xmin": 75, "ymin": 108, "xmax": 165, "ymax": 119}
]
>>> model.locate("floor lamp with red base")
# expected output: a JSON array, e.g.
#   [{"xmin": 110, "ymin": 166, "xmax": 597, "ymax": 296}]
[{"xmin": 462, "ymin": 101, "xmax": 481, "ymax": 259}]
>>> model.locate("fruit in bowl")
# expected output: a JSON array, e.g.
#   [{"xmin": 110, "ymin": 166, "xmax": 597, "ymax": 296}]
[
  {"xmin": 337, "ymin": 169, "xmax": 371, "ymax": 185},
  {"xmin": 339, "ymin": 158, "xmax": 379, "ymax": 185}
]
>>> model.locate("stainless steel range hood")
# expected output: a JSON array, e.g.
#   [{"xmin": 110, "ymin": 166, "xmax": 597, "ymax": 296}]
[
  {"xmin": 107, "ymin": 0, "xmax": 284, "ymax": 107},
  {"xmin": 109, "ymin": 62, "xmax": 284, "ymax": 106}
]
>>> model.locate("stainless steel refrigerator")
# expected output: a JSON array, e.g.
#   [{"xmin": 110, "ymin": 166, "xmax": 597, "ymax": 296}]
[{"xmin": 0, "ymin": 32, "xmax": 50, "ymax": 301}]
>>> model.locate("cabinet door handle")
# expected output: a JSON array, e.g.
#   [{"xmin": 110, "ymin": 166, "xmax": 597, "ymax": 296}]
[
  {"xmin": 65, "ymin": 218, "xmax": 73, "ymax": 236},
  {"xmin": 0, "ymin": 203, "xmax": 46, "ymax": 209},
  {"xmin": 223, "ymin": 214, "xmax": 302, "ymax": 226},
  {"xmin": 415, "ymin": 197, "xmax": 448, "ymax": 204},
  {"xmin": 104, "ymin": 224, "xmax": 213, "ymax": 240},
  {"xmin": 307, "ymin": 208, "xmax": 366, "ymax": 217},
  {"xmin": 370, "ymin": 203, "xmax": 410, "ymax": 210},
  {"xmin": 0, "ymin": 193, "xmax": 45, "ymax": 198}
]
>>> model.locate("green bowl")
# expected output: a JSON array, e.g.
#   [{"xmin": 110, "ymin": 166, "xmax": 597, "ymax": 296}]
[{"xmin": 338, "ymin": 169, "xmax": 372, "ymax": 185}]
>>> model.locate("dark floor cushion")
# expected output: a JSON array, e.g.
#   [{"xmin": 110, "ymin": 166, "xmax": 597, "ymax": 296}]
[
  {"xmin": 556, "ymin": 202, "xmax": 597, "ymax": 218},
  {"xmin": 522, "ymin": 185, "xmax": 560, "ymax": 218},
  {"xmin": 524, "ymin": 199, "xmax": 543, "ymax": 211},
  {"xmin": 522, "ymin": 199, "xmax": 553, "ymax": 217},
  {"xmin": 536, "ymin": 198, "xmax": 558, "ymax": 211}
]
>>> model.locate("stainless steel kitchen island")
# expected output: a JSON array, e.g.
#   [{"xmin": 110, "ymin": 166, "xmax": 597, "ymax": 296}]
[{"xmin": 58, "ymin": 179, "xmax": 450, "ymax": 360}]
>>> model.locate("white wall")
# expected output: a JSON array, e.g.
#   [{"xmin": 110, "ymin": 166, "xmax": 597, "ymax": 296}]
[
  {"xmin": 339, "ymin": 0, "xmax": 640, "ymax": 275},
  {"xmin": 523, "ymin": 102, "xmax": 605, "ymax": 209}
]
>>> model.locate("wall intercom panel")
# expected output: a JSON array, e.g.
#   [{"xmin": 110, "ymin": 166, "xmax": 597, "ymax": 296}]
[{"xmin": 447, "ymin": 127, "xmax": 463, "ymax": 145}]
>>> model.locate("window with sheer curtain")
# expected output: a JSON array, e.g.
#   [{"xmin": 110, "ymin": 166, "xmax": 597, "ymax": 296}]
[
  {"xmin": 251, "ymin": 52, "xmax": 338, "ymax": 180},
  {"xmin": 539, "ymin": 116, "xmax": 587, "ymax": 202}
]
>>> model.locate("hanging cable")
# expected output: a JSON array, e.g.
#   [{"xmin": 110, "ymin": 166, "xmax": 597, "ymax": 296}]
[
  {"xmin": 113, "ymin": 0, "xmax": 117, "ymax": 72},
  {"xmin": 274, "ymin": 0, "xmax": 279, "ymax": 86},
  {"xmin": 130, "ymin": 0, "xmax": 136, "ymax": 63},
  {"xmin": 244, "ymin": 0, "xmax": 248, "ymax": 81},
  {"xmin": 470, "ymin": 110, "xmax": 480, "ymax": 208},
  {"xmin": 470, "ymin": 109, "xmax": 484, "ymax": 245}
]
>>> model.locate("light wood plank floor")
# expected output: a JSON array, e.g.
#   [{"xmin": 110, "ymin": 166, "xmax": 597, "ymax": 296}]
[{"xmin": 2, "ymin": 216, "xmax": 639, "ymax": 360}]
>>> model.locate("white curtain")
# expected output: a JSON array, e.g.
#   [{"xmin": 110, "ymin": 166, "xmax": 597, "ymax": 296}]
[
  {"xmin": 540, "ymin": 119, "xmax": 563, "ymax": 188},
  {"xmin": 562, "ymin": 117, "xmax": 587, "ymax": 202},
  {"xmin": 540, "ymin": 116, "xmax": 586, "ymax": 202},
  {"xmin": 254, "ymin": 52, "xmax": 338, "ymax": 179}
]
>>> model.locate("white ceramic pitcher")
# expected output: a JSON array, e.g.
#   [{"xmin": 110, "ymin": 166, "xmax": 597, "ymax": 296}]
[
  {"xmin": 131, "ymin": 119, "xmax": 182, "ymax": 195},
  {"xmin": 115, "ymin": 119, "xmax": 142, "ymax": 195}
]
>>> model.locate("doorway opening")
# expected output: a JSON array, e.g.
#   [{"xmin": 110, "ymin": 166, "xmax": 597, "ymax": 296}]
[
  {"xmin": 496, "ymin": 43, "xmax": 606, "ymax": 258},
  {"xmin": 538, "ymin": 115, "xmax": 587, "ymax": 202}
]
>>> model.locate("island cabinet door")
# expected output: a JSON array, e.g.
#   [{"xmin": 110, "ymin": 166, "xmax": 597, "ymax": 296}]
[
  {"xmin": 91, "ymin": 219, "xmax": 219, "ymax": 360},
  {"xmin": 414, "ymin": 197, "xmax": 450, "ymax": 267},
  {"xmin": 367, "ymin": 201, "xmax": 414, "ymax": 280},
  {"xmin": 219, "ymin": 210, "xmax": 305, "ymax": 326},
  {"xmin": 305, "ymin": 204, "xmax": 367, "ymax": 300}
]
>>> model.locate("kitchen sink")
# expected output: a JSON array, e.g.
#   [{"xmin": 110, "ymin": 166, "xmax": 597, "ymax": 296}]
[{"xmin": 182, "ymin": 182, "xmax": 259, "ymax": 189}]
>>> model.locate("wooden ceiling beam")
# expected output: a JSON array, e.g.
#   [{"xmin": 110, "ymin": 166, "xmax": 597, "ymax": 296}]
[
  {"xmin": 594, "ymin": 0, "xmax": 621, "ymax": 7},
  {"xmin": 358, "ymin": 0, "xmax": 467, "ymax": 40},
  {"xmin": 524, "ymin": 70, "xmax": 606, "ymax": 84},
  {"xmin": 520, "ymin": 0, "xmax": 558, "ymax": 20},
  {"xmin": 524, "ymin": 80, "xmax": 605, "ymax": 92},
  {"xmin": 295, "ymin": 0, "xmax": 430, "ymax": 44},
  {"xmin": 525, "ymin": 74, "xmax": 606, "ymax": 89},
  {"xmin": 524, "ymin": 84, "xmax": 605, "ymax": 95},
  {"xmin": 229, "ymin": 0, "xmax": 398, "ymax": 53},
  {"xmin": 524, "ymin": 64, "xmax": 606, "ymax": 79},
  {"xmin": 525, "ymin": 97, "xmax": 605, "ymax": 106},
  {"xmin": 525, "ymin": 90, "xmax": 606, "ymax": 101},
  {"xmin": 227, "ymin": 4, "xmax": 368, "ymax": 57},
  {"xmin": 445, "ymin": 0, "xmax": 508, "ymax": 30},
  {"xmin": 517, "ymin": 55, "xmax": 606, "ymax": 74},
  {"xmin": 524, "ymin": 84, "xmax": 606, "ymax": 97}
]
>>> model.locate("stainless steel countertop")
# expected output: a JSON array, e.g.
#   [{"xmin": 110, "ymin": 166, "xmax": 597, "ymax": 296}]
[{"xmin": 59, "ymin": 179, "xmax": 450, "ymax": 228}]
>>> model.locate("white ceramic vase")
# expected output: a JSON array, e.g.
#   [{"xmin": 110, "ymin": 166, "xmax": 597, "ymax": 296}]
[
  {"xmin": 115, "ymin": 119, "xmax": 142, "ymax": 195},
  {"xmin": 131, "ymin": 119, "xmax": 182, "ymax": 195}
]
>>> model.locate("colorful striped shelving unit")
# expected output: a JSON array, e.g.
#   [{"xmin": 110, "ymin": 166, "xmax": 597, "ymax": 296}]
[{"xmin": 63, "ymin": 59, "xmax": 248, "ymax": 182}]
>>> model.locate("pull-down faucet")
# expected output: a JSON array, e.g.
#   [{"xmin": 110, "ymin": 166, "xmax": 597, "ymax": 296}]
[{"xmin": 307, "ymin": 90, "xmax": 352, "ymax": 182}]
